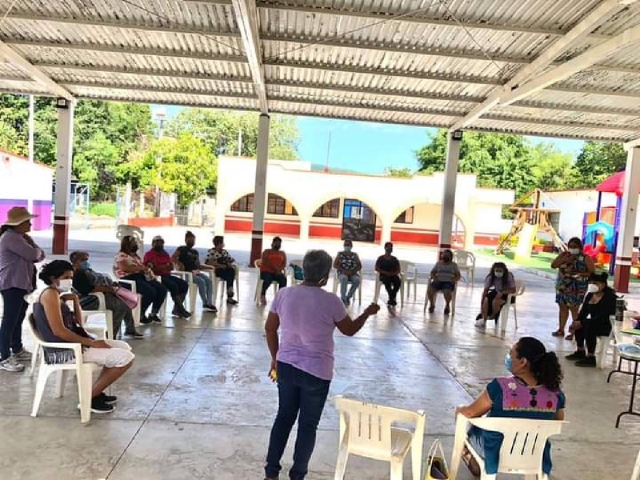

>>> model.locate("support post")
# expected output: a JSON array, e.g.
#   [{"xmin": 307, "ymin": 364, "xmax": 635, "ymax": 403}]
[
  {"xmin": 27, "ymin": 94, "xmax": 35, "ymax": 214},
  {"xmin": 438, "ymin": 131, "xmax": 463, "ymax": 251},
  {"xmin": 52, "ymin": 99, "xmax": 75, "ymax": 255},
  {"xmin": 614, "ymin": 147, "xmax": 640, "ymax": 293},
  {"xmin": 299, "ymin": 215, "xmax": 310, "ymax": 242},
  {"xmin": 250, "ymin": 114, "xmax": 270, "ymax": 266},
  {"xmin": 380, "ymin": 221, "xmax": 392, "ymax": 246}
]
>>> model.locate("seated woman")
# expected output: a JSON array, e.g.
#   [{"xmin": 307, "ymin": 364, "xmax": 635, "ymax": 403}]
[
  {"xmin": 334, "ymin": 239, "xmax": 362, "ymax": 306},
  {"xmin": 34, "ymin": 260, "xmax": 135, "ymax": 414},
  {"xmin": 475, "ymin": 262, "xmax": 517, "ymax": 328},
  {"xmin": 426, "ymin": 249, "xmax": 460, "ymax": 315},
  {"xmin": 259, "ymin": 236, "xmax": 287, "ymax": 305},
  {"xmin": 114, "ymin": 235, "xmax": 168, "ymax": 324},
  {"xmin": 566, "ymin": 272, "xmax": 617, "ymax": 367},
  {"xmin": 456, "ymin": 337, "xmax": 565, "ymax": 477}
]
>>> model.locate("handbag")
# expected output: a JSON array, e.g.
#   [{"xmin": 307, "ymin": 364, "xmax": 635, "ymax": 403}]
[
  {"xmin": 115, "ymin": 286, "xmax": 139, "ymax": 310},
  {"xmin": 423, "ymin": 438, "xmax": 450, "ymax": 480}
]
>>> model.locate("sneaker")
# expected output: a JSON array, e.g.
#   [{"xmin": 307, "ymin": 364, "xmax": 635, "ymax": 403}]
[
  {"xmin": 0, "ymin": 357, "xmax": 24, "ymax": 372},
  {"xmin": 98, "ymin": 392, "xmax": 118, "ymax": 405},
  {"xmin": 140, "ymin": 315, "xmax": 153, "ymax": 325},
  {"xmin": 565, "ymin": 350, "xmax": 586, "ymax": 360},
  {"xmin": 149, "ymin": 314, "xmax": 162, "ymax": 324},
  {"xmin": 428, "ymin": 305, "xmax": 435, "ymax": 313},
  {"xmin": 89, "ymin": 396, "xmax": 115, "ymax": 414},
  {"xmin": 226, "ymin": 298, "xmax": 238, "ymax": 306},
  {"xmin": 474, "ymin": 319, "xmax": 486, "ymax": 328},
  {"xmin": 342, "ymin": 297, "xmax": 350, "ymax": 306},
  {"xmin": 12, "ymin": 348, "xmax": 31, "ymax": 360},
  {"xmin": 203, "ymin": 304, "xmax": 218, "ymax": 313},
  {"xmin": 444, "ymin": 306, "xmax": 451, "ymax": 315},
  {"xmin": 575, "ymin": 356, "xmax": 597, "ymax": 367},
  {"xmin": 124, "ymin": 330, "xmax": 145, "ymax": 339},
  {"xmin": 171, "ymin": 307, "xmax": 182, "ymax": 317}
]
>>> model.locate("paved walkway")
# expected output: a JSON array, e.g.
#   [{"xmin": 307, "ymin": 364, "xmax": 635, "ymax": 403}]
[{"xmin": 1, "ymin": 228, "xmax": 639, "ymax": 479}]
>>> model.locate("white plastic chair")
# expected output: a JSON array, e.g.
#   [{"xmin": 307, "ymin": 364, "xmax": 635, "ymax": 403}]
[
  {"xmin": 630, "ymin": 448, "xmax": 640, "ymax": 480},
  {"xmin": 288, "ymin": 259, "xmax": 304, "ymax": 286},
  {"xmin": 374, "ymin": 272, "xmax": 405, "ymax": 307},
  {"xmin": 80, "ymin": 292, "xmax": 115, "ymax": 340},
  {"xmin": 450, "ymin": 416, "xmax": 565, "ymax": 480},
  {"xmin": 453, "ymin": 250, "xmax": 475, "ymax": 284},
  {"xmin": 499, "ymin": 280, "xmax": 526, "ymax": 334},
  {"xmin": 116, "ymin": 224, "xmax": 144, "ymax": 251},
  {"xmin": 254, "ymin": 259, "xmax": 280, "ymax": 305},
  {"xmin": 210, "ymin": 264, "xmax": 240, "ymax": 304},
  {"xmin": 423, "ymin": 284, "xmax": 457, "ymax": 315},
  {"xmin": 28, "ymin": 314, "xmax": 106, "ymax": 424},
  {"xmin": 400, "ymin": 260, "xmax": 418, "ymax": 302},
  {"xmin": 170, "ymin": 270, "xmax": 198, "ymax": 314},
  {"xmin": 332, "ymin": 270, "xmax": 363, "ymax": 305},
  {"xmin": 594, "ymin": 315, "xmax": 621, "ymax": 369},
  {"xmin": 333, "ymin": 395, "xmax": 426, "ymax": 480}
]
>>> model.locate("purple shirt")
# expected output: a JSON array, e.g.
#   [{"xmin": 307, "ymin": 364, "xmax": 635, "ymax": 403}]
[
  {"xmin": 0, "ymin": 229, "xmax": 45, "ymax": 292},
  {"xmin": 271, "ymin": 285, "xmax": 347, "ymax": 381}
]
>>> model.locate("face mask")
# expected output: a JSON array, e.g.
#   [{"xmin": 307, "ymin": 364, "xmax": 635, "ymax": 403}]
[
  {"xmin": 130, "ymin": 245, "xmax": 138, "ymax": 253},
  {"xmin": 153, "ymin": 245, "xmax": 163, "ymax": 252},
  {"xmin": 79, "ymin": 260, "xmax": 90, "ymax": 270},
  {"xmin": 344, "ymin": 246, "xmax": 352, "ymax": 252},
  {"xmin": 273, "ymin": 244, "xmax": 281, "ymax": 250},
  {"xmin": 494, "ymin": 271, "xmax": 504, "ymax": 278},
  {"xmin": 504, "ymin": 353, "xmax": 513, "ymax": 373},
  {"xmin": 186, "ymin": 240, "xmax": 195, "ymax": 248},
  {"xmin": 587, "ymin": 283, "xmax": 600, "ymax": 293},
  {"xmin": 385, "ymin": 248, "xmax": 392, "ymax": 254},
  {"xmin": 569, "ymin": 248, "xmax": 580, "ymax": 255},
  {"xmin": 57, "ymin": 279, "xmax": 73, "ymax": 292},
  {"xmin": 443, "ymin": 256, "xmax": 452, "ymax": 262}
]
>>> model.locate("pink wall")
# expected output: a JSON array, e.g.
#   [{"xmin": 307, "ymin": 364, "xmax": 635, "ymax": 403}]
[{"xmin": 0, "ymin": 199, "xmax": 52, "ymax": 230}]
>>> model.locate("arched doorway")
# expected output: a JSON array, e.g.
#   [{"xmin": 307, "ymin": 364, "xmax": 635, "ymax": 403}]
[
  {"xmin": 227, "ymin": 193, "xmax": 301, "ymax": 237},
  {"xmin": 342, "ymin": 199, "xmax": 378, "ymax": 242}
]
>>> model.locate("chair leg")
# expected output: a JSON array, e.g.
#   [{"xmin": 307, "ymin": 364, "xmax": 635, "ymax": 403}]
[
  {"xmin": 77, "ymin": 365, "xmax": 93, "ymax": 424},
  {"xmin": 189, "ymin": 284, "xmax": 198, "ymax": 312},
  {"xmin": 255, "ymin": 279, "xmax": 263, "ymax": 305},
  {"xmin": 373, "ymin": 280, "xmax": 381, "ymax": 304},
  {"xmin": 29, "ymin": 345, "xmax": 40, "ymax": 376},
  {"xmin": 390, "ymin": 456, "xmax": 404, "ymax": 480},
  {"xmin": 31, "ymin": 365, "xmax": 53, "ymax": 417},
  {"xmin": 106, "ymin": 312, "xmax": 114, "ymax": 340},
  {"xmin": 56, "ymin": 369, "xmax": 69, "ymax": 398},
  {"xmin": 399, "ymin": 282, "xmax": 405, "ymax": 308},
  {"xmin": 513, "ymin": 306, "xmax": 518, "ymax": 329},
  {"xmin": 333, "ymin": 446, "xmax": 349, "ymax": 480}
]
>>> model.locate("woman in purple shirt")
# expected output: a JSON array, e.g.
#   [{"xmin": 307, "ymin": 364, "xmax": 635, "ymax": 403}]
[
  {"xmin": 0, "ymin": 207, "xmax": 45, "ymax": 372},
  {"xmin": 264, "ymin": 250, "xmax": 380, "ymax": 480}
]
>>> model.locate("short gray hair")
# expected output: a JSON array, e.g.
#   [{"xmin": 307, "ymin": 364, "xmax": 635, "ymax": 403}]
[{"xmin": 303, "ymin": 250, "xmax": 332, "ymax": 282}]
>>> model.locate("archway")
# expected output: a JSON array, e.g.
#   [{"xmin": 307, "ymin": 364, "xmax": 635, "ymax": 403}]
[
  {"xmin": 308, "ymin": 197, "xmax": 384, "ymax": 243},
  {"xmin": 388, "ymin": 202, "xmax": 467, "ymax": 247},
  {"xmin": 225, "ymin": 192, "xmax": 302, "ymax": 238}
]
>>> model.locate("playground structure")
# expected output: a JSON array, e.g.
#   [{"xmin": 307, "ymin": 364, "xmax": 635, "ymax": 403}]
[{"xmin": 495, "ymin": 189, "xmax": 565, "ymax": 256}]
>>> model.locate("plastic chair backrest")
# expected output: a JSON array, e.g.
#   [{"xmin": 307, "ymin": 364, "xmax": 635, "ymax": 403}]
[
  {"xmin": 453, "ymin": 250, "xmax": 474, "ymax": 267},
  {"xmin": 399, "ymin": 260, "xmax": 415, "ymax": 275},
  {"xmin": 468, "ymin": 417, "xmax": 564, "ymax": 474},
  {"xmin": 515, "ymin": 280, "xmax": 526, "ymax": 296},
  {"xmin": 254, "ymin": 259, "xmax": 262, "ymax": 268},
  {"xmin": 27, "ymin": 314, "xmax": 44, "ymax": 346}
]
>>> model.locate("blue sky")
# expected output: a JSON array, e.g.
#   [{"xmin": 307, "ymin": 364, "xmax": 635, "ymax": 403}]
[{"xmin": 155, "ymin": 106, "xmax": 585, "ymax": 175}]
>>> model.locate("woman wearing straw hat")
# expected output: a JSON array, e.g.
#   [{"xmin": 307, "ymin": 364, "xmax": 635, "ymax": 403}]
[{"xmin": 0, "ymin": 206, "xmax": 45, "ymax": 372}]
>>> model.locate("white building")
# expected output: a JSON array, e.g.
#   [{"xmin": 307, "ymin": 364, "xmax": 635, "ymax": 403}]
[{"xmin": 215, "ymin": 156, "xmax": 514, "ymax": 248}]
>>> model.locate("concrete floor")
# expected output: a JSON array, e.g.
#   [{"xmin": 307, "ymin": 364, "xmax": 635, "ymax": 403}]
[{"xmin": 1, "ymin": 229, "xmax": 640, "ymax": 479}]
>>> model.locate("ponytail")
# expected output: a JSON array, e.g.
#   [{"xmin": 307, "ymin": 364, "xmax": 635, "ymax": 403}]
[{"xmin": 516, "ymin": 337, "xmax": 563, "ymax": 391}]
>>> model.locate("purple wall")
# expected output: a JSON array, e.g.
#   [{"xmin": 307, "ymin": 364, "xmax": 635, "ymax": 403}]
[{"xmin": 0, "ymin": 199, "xmax": 52, "ymax": 231}]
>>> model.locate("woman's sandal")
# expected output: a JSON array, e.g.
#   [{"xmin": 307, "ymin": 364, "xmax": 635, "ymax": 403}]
[
  {"xmin": 565, "ymin": 333, "xmax": 574, "ymax": 341},
  {"xmin": 461, "ymin": 446, "xmax": 481, "ymax": 477},
  {"xmin": 551, "ymin": 330, "xmax": 564, "ymax": 337}
]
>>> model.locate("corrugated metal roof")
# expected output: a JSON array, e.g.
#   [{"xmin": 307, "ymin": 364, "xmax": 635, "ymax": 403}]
[{"xmin": 0, "ymin": 0, "xmax": 639, "ymax": 142}]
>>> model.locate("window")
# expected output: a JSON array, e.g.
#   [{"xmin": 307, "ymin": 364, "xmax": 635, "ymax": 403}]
[
  {"xmin": 267, "ymin": 194, "xmax": 298, "ymax": 215},
  {"xmin": 313, "ymin": 199, "xmax": 340, "ymax": 218},
  {"xmin": 231, "ymin": 194, "xmax": 254, "ymax": 212},
  {"xmin": 394, "ymin": 207, "xmax": 414, "ymax": 224}
]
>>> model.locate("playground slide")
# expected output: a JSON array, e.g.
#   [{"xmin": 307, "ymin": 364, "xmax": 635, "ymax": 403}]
[
  {"xmin": 515, "ymin": 223, "xmax": 538, "ymax": 262},
  {"xmin": 584, "ymin": 221, "xmax": 615, "ymax": 252}
]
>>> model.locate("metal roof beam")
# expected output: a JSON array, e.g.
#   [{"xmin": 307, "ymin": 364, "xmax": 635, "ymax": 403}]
[
  {"xmin": 183, "ymin": 0, "xmax": 233, "ymax": 4},
  {"xmin": 500, "ymin": 23, "xmax": 640, "ymax": 106},
  {"xmin": 6, "ymin": 40, "xmax": 247, "ymax": 63},
  {"xmin": 64, "ymin": 81, "xmax": 256, "ymax": 100},
  {"xmin": 232, "ymin": 0, "xmax": 268, "ymax": 112},
  {"xmin": 36, "ymin": 62, "xmax": 253, "ymax": 83},
  {"xmin": 5, "ymin": 13, "xmax": 240, "ymax": 38},
  {"xmin": 449, "ymin": 0, "xmax": 633, "ymax": 131},
  {"xmin": 256, "ymin": 1, "xmax": 607, "ymax": 39},
  {"xmin": 0, "ymin": 40, "xmax": 74, "ymax": 100},
  {"xmin": 261, "ymin": 34, "xmax": 530, "ymax": 64}
]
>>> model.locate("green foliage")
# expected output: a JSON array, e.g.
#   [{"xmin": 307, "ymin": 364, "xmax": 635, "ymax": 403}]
[
  {"xmin": 384, "ymin": 166, "xmax": 413, "ymax": 177},
  {"xmin": 573, "ymin": 141, "xmax": 627, "ymax": 187},
  {"xmin": 123, "ymin": 134, "xmax": 217, "ymax": 207},
  {"xmin": 89, "ymin": 202, "xmax": 117, "ymax": 217},
  {"xmin": 166, "ymin": 109, "xmax": 299, "ymax": 160}
]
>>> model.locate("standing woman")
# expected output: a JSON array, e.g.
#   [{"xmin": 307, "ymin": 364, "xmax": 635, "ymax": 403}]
[
  {"xmin": 0, "ymin": 207, "xmax": 45, "ymax": 372},
  {"xmin": 551, "ymin": 237, "xmax": 594, "ymax": 340}
]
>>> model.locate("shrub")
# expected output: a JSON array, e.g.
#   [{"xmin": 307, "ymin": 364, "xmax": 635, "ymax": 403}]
[{"xmin": 89, "ymin": 202, "xmax": 117, "ymax": 218}]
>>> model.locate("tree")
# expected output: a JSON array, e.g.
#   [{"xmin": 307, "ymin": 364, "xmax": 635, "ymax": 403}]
[
  {"xmin": 123, "ymin": 134, "xmax": 217, "ymax": 206},
  {"xmin": 166, "ymin": 109, "xmax": 299, "ymax": 160},
  {"xmin": 573, "ymin": 141, "xmax": 627, "ymax": 187},
  {"xmin": 528, "ymin": 143, "xmax": 576, "ymax": 191},
  {"xmin": 384, "ymin": 166, "xmax": 413, "ymax": 177}
]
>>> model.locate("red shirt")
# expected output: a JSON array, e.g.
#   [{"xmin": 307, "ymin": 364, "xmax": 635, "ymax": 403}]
[{"xmin": 143, "ymin": 249, "xmax": 173, "ymax": 276}]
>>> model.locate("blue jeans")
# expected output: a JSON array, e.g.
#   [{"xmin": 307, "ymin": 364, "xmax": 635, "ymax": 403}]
[
  {"xmin": 338, "ymin": 273, "xmax": 360, "ymax": 300},
  {"xmin": 192, "ymin": 272, "xmax": 213, "ymax": 304},
  {"xmin": 0, "ymin": 288, "xmax": 28, "ymax": 360},
  {"xmin": 265, "ymin": 362, "xmax": 331, "ymax": 480}
]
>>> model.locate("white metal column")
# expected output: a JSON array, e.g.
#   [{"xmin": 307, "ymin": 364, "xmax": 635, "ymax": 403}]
[
  {"xmin": 614, "ymin": 146, "xmax": 640, "ymax": 293},
  {"xmin": 438, "ymin": 131, "xmax": 463, "ymax": 251},
  {"xmin": 27, "ymin": 95, "xmax": 35, "ymax": 214},
  {"xmin": 250, "ymin": 114, "xmax": 270, "ymax": 265},
  {"xmin": 52, "ymin": 99, "xmax": 75, "ymax": 255}
]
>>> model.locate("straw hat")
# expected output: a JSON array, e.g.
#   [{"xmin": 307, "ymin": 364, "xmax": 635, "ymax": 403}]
[{"xmin": 3, "ymin": 206, "xmax": 38, "ymax": 226}]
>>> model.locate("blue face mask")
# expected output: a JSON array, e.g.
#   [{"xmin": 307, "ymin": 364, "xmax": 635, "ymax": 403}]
[
  {"xmin": 504, "ymin": 353, "xmax": 513, "ymax": 373},
  {"xmin": 80, "ymin": 260, "xmax": 91, "ymax": 270}
]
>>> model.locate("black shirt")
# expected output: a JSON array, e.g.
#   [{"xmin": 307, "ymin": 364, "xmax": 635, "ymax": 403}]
[
  {"xmin": 175, "ymin": 246, "xmax": 201, "ymax": 271},
  {"xmin": 375, "ymin": 255, "xmax": 400, "ymax": 277}
]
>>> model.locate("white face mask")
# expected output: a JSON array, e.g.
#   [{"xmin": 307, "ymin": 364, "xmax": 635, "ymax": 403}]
[
  {"xmin": 587, "ymin": 283, "xmax": 600, "ymax": 294},
  {"xmin": 494, "ymin": 271, "xmax": 504, "ymax": 278},
  {"xmin": 57, "ymin": 279, "xmax": 73, "ymax": 292},
  {"xmin": 569, "ymin": 248, "xmax": 580, "ymax": 255}
]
